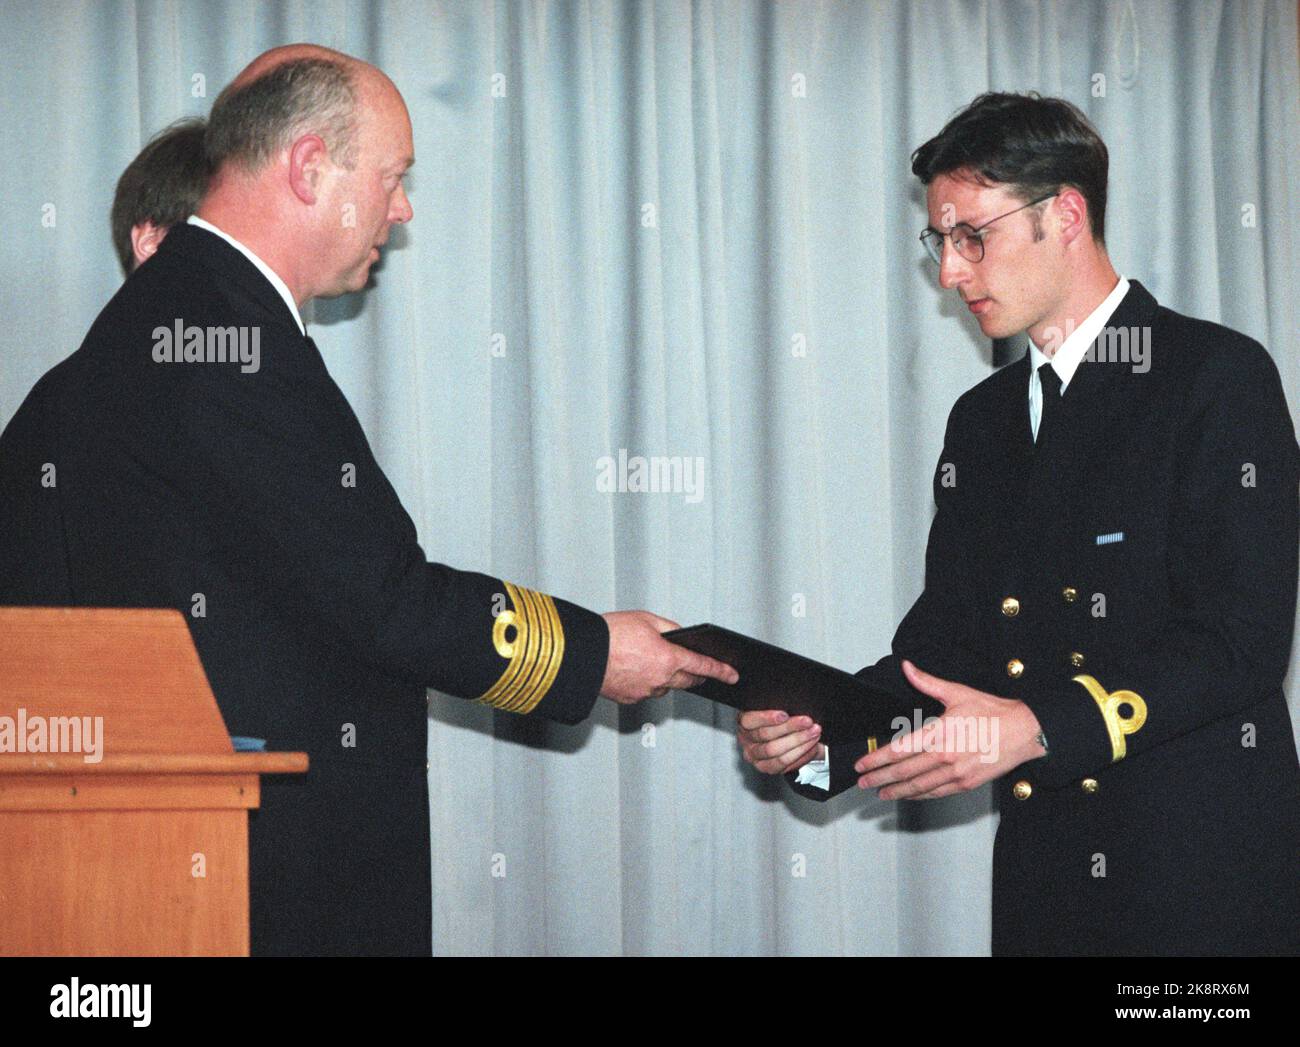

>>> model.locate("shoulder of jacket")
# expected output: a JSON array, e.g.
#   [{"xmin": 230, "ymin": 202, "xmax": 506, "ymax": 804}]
[{"xmin": 1153, "ymin": 305, "xmax": 1278, "ymax": 391}]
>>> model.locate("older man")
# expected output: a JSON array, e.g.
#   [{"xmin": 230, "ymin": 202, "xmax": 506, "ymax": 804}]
[{"xmin": 0, "ymin": 44, "xmax": 734, "ymax": 955}]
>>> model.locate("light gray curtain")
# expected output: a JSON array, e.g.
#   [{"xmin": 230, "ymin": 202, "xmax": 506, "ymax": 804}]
[{"xmin": 1, "ymin": 0, "xmax": 1297, "ymax": 956}]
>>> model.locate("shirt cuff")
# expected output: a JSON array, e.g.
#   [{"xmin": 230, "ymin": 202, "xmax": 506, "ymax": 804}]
[{"xmin": 794, "ymin": 746, "xmax": 831, "ymax": 790}]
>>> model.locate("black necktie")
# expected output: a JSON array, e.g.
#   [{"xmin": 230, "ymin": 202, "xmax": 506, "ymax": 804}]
[{"xmin": 1036, "ymin": 361, "xmax": 1062, "ymax": 447}]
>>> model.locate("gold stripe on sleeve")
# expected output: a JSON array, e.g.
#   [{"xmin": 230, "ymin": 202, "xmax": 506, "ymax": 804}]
[
  {"xmin": 1072, "ymin": 674, "xmax": 1147, "ymax": 762},
  {"xmin": 476, "ymin": 581, "xmax": 566, "ymax": 715},
  {"xmin": 498, "ymin": 585, "xmax": 549, "ymax": 714}
]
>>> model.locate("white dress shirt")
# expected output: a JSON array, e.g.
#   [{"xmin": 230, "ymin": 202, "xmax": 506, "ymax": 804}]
[
  {"xmin": 794, "ymin": 276, "xmax": 1132, "ymax": 791},
  {"xmin": 1026, "ymin": 275, "xmax": 1130, "ymax": 438},
  {"xmin": 186, "ymin": 215, "xmax": 306, "ymax": 336}
]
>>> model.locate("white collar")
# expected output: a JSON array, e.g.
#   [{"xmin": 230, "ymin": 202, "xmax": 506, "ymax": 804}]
[
  {"xmin": 1027, "ymin": 275, "xmax": 1130, "ymax": 391},
  {"xmin": 186, "ymin": 215, "xmax": 306, "ymax": 336}
]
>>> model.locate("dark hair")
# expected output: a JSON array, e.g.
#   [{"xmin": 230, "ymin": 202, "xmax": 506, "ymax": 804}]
[
  {"xmin": 911, "ymin": 92, "xmax": 1109, "ymax": 243},
  {"xmin": 205, "ymin": 57, "xmax": 358, "ymax": 175},
  {"xmin": 110, "ymin": 118, "xmax": 210, "ymax": 275}
]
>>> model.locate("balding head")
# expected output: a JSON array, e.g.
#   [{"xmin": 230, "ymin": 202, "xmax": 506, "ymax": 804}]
[
  {"xmin": 229, "ymin": 43, "xmax": 356, "ymax": 88},
  {"xmin": 206, "ymin": 45, "xmax": 363, "ymax": 174},
  {"xmin": 197, "ymin": 43, "xmax": 414, "ymax": 306},
  {"xmin": 227, "ymin": 43, "xmax": 401, "ymax": 101}
]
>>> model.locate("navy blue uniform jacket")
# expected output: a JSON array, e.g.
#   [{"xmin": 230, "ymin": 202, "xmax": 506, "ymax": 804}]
[
  {"xmin": 0, "ymin": 224, "xmax": 609, "ymax": 955},
  {"xmin": 790, "ymin": 280, "xmax": 1300, "ymax": 956}
]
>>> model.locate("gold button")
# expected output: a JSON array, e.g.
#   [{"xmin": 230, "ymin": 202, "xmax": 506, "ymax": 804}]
[
  {"xmin": 1081, "ymin": 778, "xmax": 1098, "ymax": 794},
  {"xmin": 1006, "ymin": 658, "xmax": 1025, "ymax": 679},
  {"xmin": 1070, "ymin": 651, "xmax": 1086, "ymax": 668},
  {"xmin": 1013, "ymin": 780, "xmax": 1032, "ymax": 800},
  {"xmin": 1062, "ymin": 586, "xmax": 1079, "ymax": 603},
  {"xmin": 1001, "ymin": 597, "xmax": 1020, "ymax": 617}
]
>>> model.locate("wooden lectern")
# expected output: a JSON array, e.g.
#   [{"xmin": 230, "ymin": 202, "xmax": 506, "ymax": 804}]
[{"xmin": 0, "ymin": 607, "xmax": 307, "ymax": 955}]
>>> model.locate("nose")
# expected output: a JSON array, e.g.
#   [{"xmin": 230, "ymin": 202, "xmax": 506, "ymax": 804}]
[
  {"xmin": 390, "ymin": 183, "xmax": 413, "ymax": 224},
  {"xmin": 938, "ymin": 237, "xmax": 971, "ymax": 291}
]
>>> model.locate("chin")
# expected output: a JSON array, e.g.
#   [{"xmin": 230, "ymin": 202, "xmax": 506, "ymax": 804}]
[
  {"xmin": 335, "ymin": 269, "xmax": 372, "ymax": 296},
  {"xmin": 980, "ymin": 317, "xmax": 1021, "ymax": 341}
]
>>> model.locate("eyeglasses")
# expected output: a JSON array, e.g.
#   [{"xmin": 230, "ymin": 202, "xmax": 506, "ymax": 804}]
[{"xmin": 919, "ymin": 192, "xmax": 1058, "ymax": 265}]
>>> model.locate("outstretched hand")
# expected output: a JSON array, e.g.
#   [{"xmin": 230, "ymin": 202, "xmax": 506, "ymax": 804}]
[
  {"xmin": 600, "ymin": 611, "xmax": 739, "ymax": 704},
  {"xmin": 852, "ymin": 659, "xmax": 1045, "ymax": 800}
]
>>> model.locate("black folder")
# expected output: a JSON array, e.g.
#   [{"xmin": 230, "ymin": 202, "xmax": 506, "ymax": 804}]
[{"xmin": 664, "ymin": 623, "xmax": 941, "ymax": 747}]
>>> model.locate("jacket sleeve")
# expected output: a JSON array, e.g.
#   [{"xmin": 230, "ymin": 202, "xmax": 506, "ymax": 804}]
[
  {"xmin": 1022, "ymin": 339, "xmax": 1300, "ymax": 787},
  {"xmin": 179, "ymin": 332, "xmax": 607, "ymax": 725},
  {"xmin": 787, "ymin": 399, "xmax": 983, "ymax": 800}
]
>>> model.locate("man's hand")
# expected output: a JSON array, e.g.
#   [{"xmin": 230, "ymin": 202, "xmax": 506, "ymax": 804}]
[
  {"xmin": 736, "ymin": 710, "xmax": 824, "ymax": 774},
  {"xmin": 600, "ymin": 611, "xmax": 739, "ymax": 704},
  {"xmin": 853, "ymin": 659, "xmax": 1046, "ymax": 800}
]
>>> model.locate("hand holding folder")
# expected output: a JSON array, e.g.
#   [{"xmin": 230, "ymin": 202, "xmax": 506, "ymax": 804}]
[{"xmin": 663, "ymin": 624, "xmax": 942, "ymax": 747}]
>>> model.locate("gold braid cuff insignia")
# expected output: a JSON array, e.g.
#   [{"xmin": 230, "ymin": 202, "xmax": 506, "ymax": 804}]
[
  {"xmin": 1072, "ymin": 674, "xmax": 1147, "ymax": 763},
  {"xmin": 476, "ymin": 581, "xmax": 566, "ymax": 715}
]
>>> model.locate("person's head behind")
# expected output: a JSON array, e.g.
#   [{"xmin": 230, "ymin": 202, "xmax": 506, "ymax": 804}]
[
  {"xmin": 201, "ymin": 45, "xmax": 414, "ymax": 304},
  {"xmin": 110, "ymin": 117, "xmax": 210, "ymax": 275},
  {"xmin": 912, "ymin": 92, "xmax": 1111, "ymax": 341}
]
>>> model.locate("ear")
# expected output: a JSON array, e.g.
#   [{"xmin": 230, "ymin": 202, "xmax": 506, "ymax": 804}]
[
  {"xmin": 288, "ymin": 134, "xmax": 331, "ymax": 205},
  {"xmin": 1053, "ymin": 187, "xmax": 1091, "ymax": 247},
  {"xmin": 130, "ymin": 221, "xmax": 169, "ymax": 269}
]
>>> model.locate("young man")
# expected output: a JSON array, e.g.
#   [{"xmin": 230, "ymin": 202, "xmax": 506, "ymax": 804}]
[
  {"xmin": 738, "ymin": 92, "xmax": 1300, "ymax": 956},
  {"xmin": 109, "ymin": 117, "xmax": 210, "ymax": 274}
]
